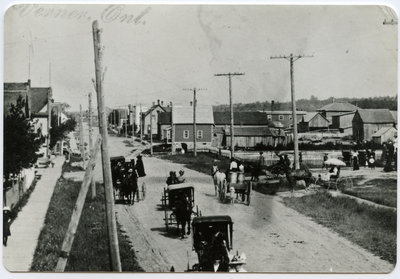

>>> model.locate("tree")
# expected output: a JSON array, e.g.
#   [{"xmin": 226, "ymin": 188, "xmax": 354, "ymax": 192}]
[
  {"xmin": 4, "ymin": 96, "xmax": 42, "ymax": 179},
  {"xmin": 49, "ymin": 110, "xmax": 77, "ymax": 150}
]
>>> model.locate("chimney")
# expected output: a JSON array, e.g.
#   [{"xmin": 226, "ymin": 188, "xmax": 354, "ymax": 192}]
[
  {"xmin": 271, "ymin": 100, "xmax": 275, "ymax": 112},
  {"xmin": 157, "ymin": 99, "xmax": 160, "ymax": 105},
  {"xmin": 161, "ymin": 101, "xmax": 164, "ymax": 106}
]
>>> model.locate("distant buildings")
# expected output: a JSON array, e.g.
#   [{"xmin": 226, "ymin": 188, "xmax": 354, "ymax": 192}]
[
  {"xmin": 317, "ymin": 102, "xmax": 360, "ymax": 123},
  {"xmin": 260, "ymin": 110, "xmax": 307, "ymax": 129},
  {"xmin": 353, "ymin": 109, "xmax": 396, "ymax": 141},
  {"xmin": 298, "ymin": 112, "xmax": 330, "ymax": 133}
]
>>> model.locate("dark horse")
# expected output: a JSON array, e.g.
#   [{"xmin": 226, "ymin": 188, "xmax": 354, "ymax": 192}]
[
  {"xmin": 282, "ymin": 164, "xmax": 312, "ymax": 192},
  {"xmin": 174, "ymin": 195, "xmax": 193, "ymax": 238},
  {"xmin": 268, "ymin": 162, "xmax": 312, "ymax": 192}
]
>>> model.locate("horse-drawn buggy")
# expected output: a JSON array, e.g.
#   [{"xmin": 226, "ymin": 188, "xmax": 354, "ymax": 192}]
[
  {"xmin": 314, "ymin": 158, "xmax": 353, "ymax": 192},
  {"xmin": 219, "ymin": 172, "xmax": 252, "ymax": 205},
  {"xmin": 188, "ymin": 215, "xmax": 246, "ymax": 272},
  {"xmin": 162, "ymin": 183, "xmax": 201, "ymax": 237},
  {"xmin": 110, "ymin": 155, "xmax": 146, "ymax": 204}
]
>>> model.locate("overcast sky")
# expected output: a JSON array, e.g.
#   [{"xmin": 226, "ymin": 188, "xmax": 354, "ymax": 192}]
[{"xmin": 3, "ymin": 3, "xmax": 398, "ymax": 110}]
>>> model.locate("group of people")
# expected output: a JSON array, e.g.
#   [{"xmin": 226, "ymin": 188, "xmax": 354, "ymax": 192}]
[
  {"xmin": 111, "ymin": 155, "xmax": 146, "ymax": 205},
  {"xmin": 166, "ymin": 170, "xmax": 186, "ymax": 186},
  {"xmin": 382, "ymin": 140, "xmax": 397, "ymax": 172},
  {"xmin": 198, "ymin": 229, "xmax": 230, "ymax": 272},
  {"xmin": 351, "ymin": 149, "xmax": 376, "ymax": 171}
]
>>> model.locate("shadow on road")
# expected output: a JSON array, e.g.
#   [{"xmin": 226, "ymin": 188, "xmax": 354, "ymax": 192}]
[{"xmin": 150, "ymin": 227, "xmax": 186, "ymax": 240}]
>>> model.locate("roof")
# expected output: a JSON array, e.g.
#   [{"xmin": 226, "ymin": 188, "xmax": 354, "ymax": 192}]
[
  {"xmin": 4, "ymin": 82, "xmax": 29, "ymax": 91},
  {"xmin": 192, "ymin": 215, "xmax": 232, "ymax": 225},
  {"xmin": 172, "ymin": 105, "xmax": 213, "ymax": 124},
  {"xmin": 167, "ymin": 183, "xmax": 195, "ymax": 191},
  {"xmin": 372, "ymin": 126, "xmax": 397, "ymax": 138},
  {"xmin": 331, "ymin": 111, "xmax": 356, "ymax": 118},
  {"xmin": 225, "ymin": 126, "xmax": 278, "ymax": 137},
  {"xmin": 302, "ymin": 112, "xmax": 329, "ymax": 123},
  {"xmin": 390, "ymin": 111, "xmax": 397, "ymax": 124},
  {"xmin": 144, "ymin": 104, "xmax": 168, "ymax": 116},
  {"xmin": 261, "ymin": 110, "xmax": 307, "ymax": 115},
  {"xmin": 214, "ymin": 111, "xmax": 269, "ymax": 126},
  {"xmin": 317, "ymin": 102, "xmax": 359, "ymax": 112},
  {"xmin": 356, "ymin": 109, "xmax": 396, "ymax": 124},
  {"xmin": 158, "ymin": 112, "xmax": 171, "ymax": 125},
  {"xmin": 30, "ymin": 87, "xmax": 50, "ymax": 114}
]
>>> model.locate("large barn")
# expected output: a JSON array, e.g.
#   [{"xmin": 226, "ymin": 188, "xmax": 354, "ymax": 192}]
[{"xmin": 352, "ymin": 109, "xmax": 396, "ymax": 141}]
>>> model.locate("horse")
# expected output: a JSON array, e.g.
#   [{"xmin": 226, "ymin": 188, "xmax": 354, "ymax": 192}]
[
  {"xmin": 122, "ymin": 172, "xmax": 138, "ymax": 205},
  {"xmin": 281, "ymin": 164, "xmax": 312, "ymax": 192},
  {"xmin": 212, "ymin": 170, "xmax": 226, "ymax": 197},
  {"xmin": 174, "ymin": 195, "xmax": 193, "ymax": 238}
]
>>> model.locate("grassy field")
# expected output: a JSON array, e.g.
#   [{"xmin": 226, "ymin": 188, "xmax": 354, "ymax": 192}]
[
  {"xmin": 343, "ymin": 178, "xmax": 397, "ymax": 208},
  {"xmin": 282, "ymin": 192, "xmax": 397, "ymax": 264},
  {"xmin": 30, "ymin": 160, "xmax": 143, "ymax": 272}
]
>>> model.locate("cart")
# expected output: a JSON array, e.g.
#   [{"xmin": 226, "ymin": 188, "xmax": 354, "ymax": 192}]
[{"xmin": 188, "ymin": 215, "xmax": 246, "ymax": 272}]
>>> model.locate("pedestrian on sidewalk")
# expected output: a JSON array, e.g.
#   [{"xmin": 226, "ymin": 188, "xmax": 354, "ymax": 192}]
[
  {"xmin": 3, "ymin": 206, "xmax": 11, "ymax": 246},
  {"xmin": 136, "ymin": 155, "xmax": 146, "ymax": 177}
]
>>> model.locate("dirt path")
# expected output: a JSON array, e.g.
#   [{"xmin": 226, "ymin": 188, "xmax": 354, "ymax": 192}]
[{"xmin": 103, "ymin": 136, "xmax": 394, "ymax": 273}]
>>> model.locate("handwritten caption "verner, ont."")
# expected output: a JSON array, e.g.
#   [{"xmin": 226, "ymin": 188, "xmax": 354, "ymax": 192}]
[{"xmin": 10, "ymin": 5, "xmax": 151, "ymax": 25}]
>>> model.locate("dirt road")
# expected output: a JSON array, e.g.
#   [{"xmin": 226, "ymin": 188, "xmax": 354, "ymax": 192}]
[{"xmin": 101, "ymin": 135, "xmax": 394, "ymax": 273}]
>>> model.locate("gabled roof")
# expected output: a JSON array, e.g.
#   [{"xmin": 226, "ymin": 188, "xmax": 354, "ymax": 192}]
[
  {"xmin": 214, "ymin": 111, "xmax": 269, "ymax": 126},
  {"xmin": 356, "ymin": 109, "xmax": 395, "ymax": 124},
  {"xmin": 317, "ymin": 102, "xmax": 359, "ymax": 112},
  {"xmin": 172, "ymin": 105, "xmax": 213, "ymax": 124},
  {"xmin": 144, "ymin": 104, "xmax": 168, "ymax": 117},
  {"xmin": 372, "ymin": 126, "xmax": 397, "ymax": 138},
  {"xmin": 302, "ymin": 112, "xmax": 329, "ymax": 123},
  {"xmin": 31, "ymin": 87, "xmax": 50, "ymax": 114},
  {"xmin": 158, "ymin": 111, "xmax": 171, "ymax": 125}
]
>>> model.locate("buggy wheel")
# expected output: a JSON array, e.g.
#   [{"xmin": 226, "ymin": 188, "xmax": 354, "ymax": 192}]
[
  {"xmin": 142, "ymin": 182, "xmax": 146, "ymax": 200},
  {"xmin": 247, "ymin": 182, "xmax": 252, "ymax": 206},
  {"xmin": 337, "ymin": 178, "xmax": 348, "ymax": 192},
  {"xmin": 164, "ymin": 210, "xmax": 169, "ymax": 231}
]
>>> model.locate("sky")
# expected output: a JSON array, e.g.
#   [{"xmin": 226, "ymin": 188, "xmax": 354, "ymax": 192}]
[{"xmin": 2, "ymin": 2, "xmax": 398, "ymax": 111}]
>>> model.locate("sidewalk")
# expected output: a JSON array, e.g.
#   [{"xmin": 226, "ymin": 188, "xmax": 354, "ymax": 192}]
[{"xmin": 2, "ymin": 156, "xmax": 65, "ymax": 272}]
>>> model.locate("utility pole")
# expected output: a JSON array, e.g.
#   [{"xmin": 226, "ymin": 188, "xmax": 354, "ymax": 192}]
[
  {"xmin": 150, "ymin": 111, "xmax": 153, "ymax": 155},
  {"xmin": 88, "ymin": 92, "xmax": 96, "ymax": 198},
  {"xmin": 214, "ymin": 72, "xmax": 244, "ymax": 159},
  {"xmin": 184, "ymin": 88, "xmax": 206, "ymax": 156},
  {"xmin": 92, "ymin": 20, "xmax": 122, "ymax": 272},
  {"xmin": 140, "ymin": 104, "xmax": 143, "ymax": 142},
  {"xmin": 171, "ymin": 101, "xmax": 175, "ymax": 154},
  {"xmin": 79, "ymin": 104, "xmax": 85, "ymax": 169},
  {"xmin": 270, "ymin": 53, "xmax": 313, "ymax": 170},
  {"xmin": 46, "ymin": 88, "xmax": 52, "ymax": 159}
]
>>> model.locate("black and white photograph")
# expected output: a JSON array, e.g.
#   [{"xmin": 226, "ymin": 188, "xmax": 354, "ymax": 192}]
[{"xmin": 1, "ymin": 0, "xmax": 398, "ymax": 275}]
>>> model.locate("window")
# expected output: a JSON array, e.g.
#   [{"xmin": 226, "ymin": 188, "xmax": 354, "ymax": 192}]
[
  {"xmin": 197, "ymin": 130, "xmax": 203, "ymax": 139},
  {"xmin": 183, "ymin": 130, "xmax": 189, "ymax": 139},
  {"xmin": 278, "ymin": 115, "xmax": 284, "ymax": 121},
  {"xmin": 267, "ymin": 114, "xmax": 272, "ymax": 120}
]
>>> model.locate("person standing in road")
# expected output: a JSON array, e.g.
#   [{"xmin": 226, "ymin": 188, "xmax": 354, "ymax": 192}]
[
  {"xmin": 352, "ymin": 149, "xmax": 359, "ymax": 171},
  {"xmin": 136, "ymin": 155, "xmax": 146, "ymax": 177},
  {"xmin": 3, "ymin": 207, "xmax": 11, "ymax": 246}
]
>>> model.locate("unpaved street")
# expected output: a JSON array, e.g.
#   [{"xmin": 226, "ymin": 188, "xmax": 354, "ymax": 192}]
[{"xmin": 98, "ymin": 135, "xmax": 394, "ymax": 273}]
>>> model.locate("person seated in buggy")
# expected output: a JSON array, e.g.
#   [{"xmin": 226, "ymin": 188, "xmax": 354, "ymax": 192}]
[
  {"xmin": 176, "ymin": 170, "xmax": 185, "ymax": 184},
  {"xmin": 166, "ymin": 171, "xmax": 178, "ymax": 186},
  {"xmin": 201, "ymin": 230, "xmax": 230, "ymax": 272},
  {"xmin": 319, "ymin": 165, "xmax": 340, "ymax": 182}
]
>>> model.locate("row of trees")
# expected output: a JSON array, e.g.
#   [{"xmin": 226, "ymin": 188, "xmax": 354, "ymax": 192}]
[
  {"xmin": 4, "ymin": 96, "xmax": 76, "ymax": 183},
  {"xmin": 213, "ymin": 95, "xmax": 397, "ymax": 112}
]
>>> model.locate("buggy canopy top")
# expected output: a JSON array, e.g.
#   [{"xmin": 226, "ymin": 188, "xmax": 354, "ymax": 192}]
[{"xmin": 167, "ymin": 183, "xmax": 195, "ymax": 191}]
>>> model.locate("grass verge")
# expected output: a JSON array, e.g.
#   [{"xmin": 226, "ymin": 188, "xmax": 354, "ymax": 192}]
[
  {"xmin": 343, "ymin": 178, "xmax": 397, "ymax": 208},
  {"xmin": 159, "ymin": 152, "xmax": 231, "ymax": 175},
  {"xmin": 30, "ymin": 161, "xmax": 143, "ymax": 272},
  {"xmin": 282, "ymin": 192, "xmax": 397, "ymax": 264}
]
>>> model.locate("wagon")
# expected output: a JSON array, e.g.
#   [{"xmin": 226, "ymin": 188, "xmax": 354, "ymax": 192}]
[
  {"xmin": 219, "ymin": 172, "xmax": 252, "ymax": 205},
  {"xmin": 188, "ymin": 215, "xmax": 246, "ymax": 272},
  {"xmin": 162, "ymin": 183, "xmax": 200, "ymax": 231},
  {"xmin": 314, "ymin": 170, "xmax": 353, "ymax": 192},
  {"xmin": 110, "ymin": 156, "xmax": 146, "ymax": 203}
]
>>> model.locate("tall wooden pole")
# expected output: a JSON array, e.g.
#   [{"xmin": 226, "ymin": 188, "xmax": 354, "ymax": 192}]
[
  {"xmin": 79, "ymin": 104, "xmax": 85, "ymax": 169},
  {"xmin": 270, "ymin": 53, "xmax": 313, "ymax": 170},
  {"xmin": 88, "ymin": 92, "xmax": 96, "ymax": 198},
  {"xmin": 150, "ymin": 111, "xmax": 153, "ymax": 155},
  {"xmin": 92, "ymin": 20, "xmax": 122, "ymax": 272},
  {"xmin": 193, "ymin": 89, "xmax": 197, "ymax": 156},
  {"xmin": 171, "ymin": 102, "xmax": 175, "ymax": 153},
  {"xmin": 140, "ymin": 104, "xmax": 143, "ymax": 142},
  {"xmin": 215, "ymin": 73, "xmax": 244, "ymax": 159},
  {"xmin": 46, "ymin": 89, "xmax": 52, "ymax": 158}
]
